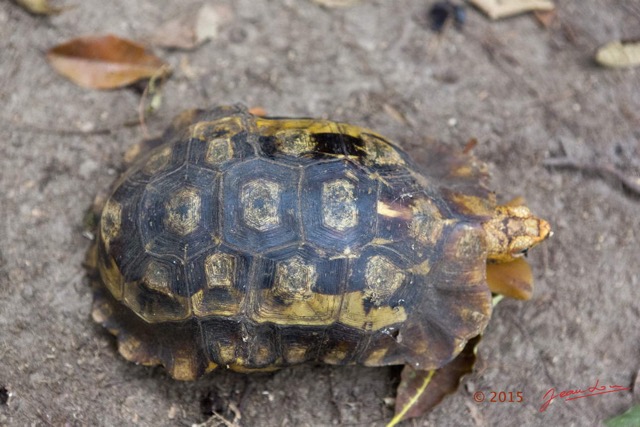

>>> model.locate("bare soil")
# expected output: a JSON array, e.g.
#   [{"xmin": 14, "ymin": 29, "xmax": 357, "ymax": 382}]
[{"xmin": 1, "ymin": 1, "xmax": 639, "ymax": 426}]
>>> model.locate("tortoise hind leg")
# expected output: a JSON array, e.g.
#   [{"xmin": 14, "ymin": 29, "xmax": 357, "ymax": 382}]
[
  {"xmin": 91, "ymin": 287, "xmax": 162, "ymax": 367},
  {"xmin": 90, "ymin": 286, "xmax": 212, "ymax": 380}
]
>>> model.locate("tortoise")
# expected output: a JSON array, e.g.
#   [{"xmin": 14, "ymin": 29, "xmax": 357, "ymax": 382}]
[{"xmin": 86, "ymin": 105, "xmax": 551, "ymax": 388}]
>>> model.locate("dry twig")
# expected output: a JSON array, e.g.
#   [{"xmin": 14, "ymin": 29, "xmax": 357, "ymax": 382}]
[{"xmin": 544, "ymin": 157, "xmax": 640, "ymax": 196}]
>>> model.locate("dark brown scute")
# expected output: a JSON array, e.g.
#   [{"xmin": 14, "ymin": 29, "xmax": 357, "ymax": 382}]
[
  {"xmin": 380, "ymin": 222, "xmax": 491, "ymax": 370},
  {"xmin": 418, "ymin": 142, "xmax": 495, "ymax": 219}
]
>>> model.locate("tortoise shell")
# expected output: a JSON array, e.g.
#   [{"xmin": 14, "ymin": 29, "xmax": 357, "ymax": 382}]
[{"xmin": 88, "ymin": 105, "xmax": 548, "ymax": 380}]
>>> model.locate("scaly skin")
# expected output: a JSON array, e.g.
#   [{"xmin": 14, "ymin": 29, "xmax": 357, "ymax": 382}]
[{"xmin": 482, "ymin": 204, "xmax": 552, "ymax": 264}]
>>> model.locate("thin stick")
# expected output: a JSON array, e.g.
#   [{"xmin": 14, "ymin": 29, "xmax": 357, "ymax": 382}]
[{"xmin": 544, "ymin": 157, "xmax": 640, "ymax": 196}]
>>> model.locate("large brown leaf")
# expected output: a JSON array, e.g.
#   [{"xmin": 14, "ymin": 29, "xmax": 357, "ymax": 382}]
[
  {"xmin": 47, "ymin": 35, "xmax": 168, "ymax": 89},
  {"xmin": 389, "ymin": 336, "xmax": 481, "ymax": 426}
]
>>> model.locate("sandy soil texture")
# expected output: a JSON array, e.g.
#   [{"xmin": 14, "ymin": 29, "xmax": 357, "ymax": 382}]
[{"xmin": 1, "ymin": 1, "xmax": 639, "ymax": 426}]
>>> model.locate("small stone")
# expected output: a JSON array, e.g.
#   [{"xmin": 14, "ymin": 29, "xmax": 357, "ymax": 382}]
[{"xmin": 167, "ymin": 404, "xmax": 179, "ymax": 419}]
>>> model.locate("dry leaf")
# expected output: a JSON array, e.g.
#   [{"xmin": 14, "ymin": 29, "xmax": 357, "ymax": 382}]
[
  {"xmin": 137, "ymin": 69, "xmax": 169, "ymax": 139},
  {"xmin": 248, "ymin": 107, "xmax": 268, "ymax": 116},
  {"xmin": 469, "ymin": 0, "xmax": 555, "ymax": 20},
  {"xmin": 383, "ymin": 104, "xmax": 409, "ymax": 125},
  {"xmin": 312, "ymin": 0, "xmax": 361, "ymax": 8},
  {"xmin": 47, "ymin": 35, "xmax": 168, "ymax": 89},
  {"xmin": 389, "ymin": 336, "xmax": 481, "ymax": 425},
  {"xmin": 196, "ymin": 5, "xmax": 232, "ymax": 42},
  {"xmin": 596, "ymin": 41, "xmax": 640, "ymax": 69},
  {"xmin": 533, "ymin": 9, "xmax": 556, "ymax": 27},
  {"xmin": 148, "ymin": 15, "xmax": 198, "ymax": 50},
  {"xmin": 463, "ymin": 138, "xmax": 478, "ymax": 154},
  {"xmin": 149, "ymin": 4, "xmax": 234, "ymax": 50},
  {"xmin": 15, "ymin": 0, "xmax": 64, "ymax": 15},
  {"xmin": 486, "ymin": 258, "xmax": 533, "ymax": 300}
]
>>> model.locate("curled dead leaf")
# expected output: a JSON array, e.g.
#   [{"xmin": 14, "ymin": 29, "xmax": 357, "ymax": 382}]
[
  {"xmin": 148, "ymin": 4, "xmax": 234, "ymax": 50},
  {"xmin": 47, "ymin": 35, "xmax": 169, "ymax": 90},
  {"xmin": 15, "ymin": 0, "xmax": 65, "ymax": 15},
  {"xmin": 486, "ymin": 258, "xmax": 533, "ymax": 300},
  {"xmin": 469, "ymin": 0, "xmax": 555, "ymax": 20},
  {"xmin": 311, "ymin": 0, "xmax": 362, "ymax": 8},
  {"xmin": 533, "ymin": 9, "xmax": 556, "ymax": 28},
  {"xmin": 137, "ymin": 68, "xmax": 169, "ymax": 139},
  {"xmin": 463, "ymin": 138, "xmax": 478, "ymax": 154},
  {"xmin": 247, "ymin": 107, "xmax": 268, "ymax": 116},
  {"xmin": 383, "ymin": 104, "xmax": 409, "ymax": 125},
  {"xmin": 389, "ymin": 336, "xmax": 481, "ymax": 426},
  {"xmin": 596, "ymin": 41, "xmax": 640, "ymax": 69}
]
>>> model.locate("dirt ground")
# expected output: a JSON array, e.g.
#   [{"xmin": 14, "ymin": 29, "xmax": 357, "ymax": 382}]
[{"xmin": 1, "ymin": 0, "xmax": 639, "ymax": 426}]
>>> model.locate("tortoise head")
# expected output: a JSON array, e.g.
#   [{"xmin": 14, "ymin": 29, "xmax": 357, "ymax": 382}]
[{"xmin": 482, "ymin": 204, "xmax": 552, "ymax": 263}]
